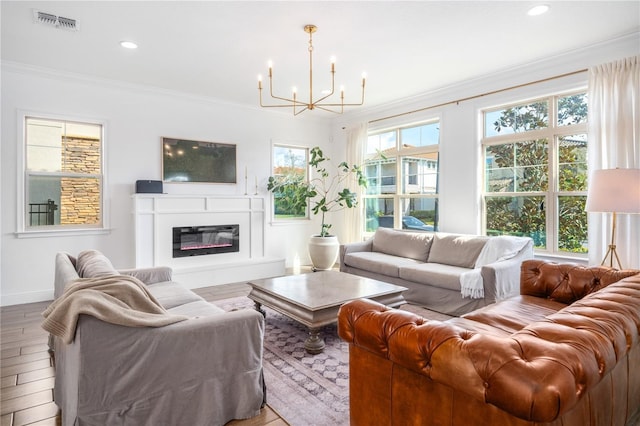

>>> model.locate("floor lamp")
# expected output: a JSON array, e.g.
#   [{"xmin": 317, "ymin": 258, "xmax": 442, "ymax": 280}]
[{"xmin": 585, "ymin": 168, "xmax": 640, "ymax": 269}]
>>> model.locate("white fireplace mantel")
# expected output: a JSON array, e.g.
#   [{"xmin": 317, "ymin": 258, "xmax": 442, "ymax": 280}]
[{"xmin": 133, "ymin": 194, "xmax": 284, "ymax": 289}]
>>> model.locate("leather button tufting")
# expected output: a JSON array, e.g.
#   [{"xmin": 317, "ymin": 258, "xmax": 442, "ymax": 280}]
[{"xmin": 483, "ymin": 382, "xmax": 490, "ymax": 388}]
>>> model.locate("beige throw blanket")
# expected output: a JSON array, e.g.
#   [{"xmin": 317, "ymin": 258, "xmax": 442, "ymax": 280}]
[{"xmin": 42, "ymin": 275, "xmax": 189, "ymax": 344}]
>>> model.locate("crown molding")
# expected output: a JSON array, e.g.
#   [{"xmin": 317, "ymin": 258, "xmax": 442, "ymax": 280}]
[
  {"xmin": 334, "ymin": 30, "xmax": 640, "ymax": 127},
  {"xmin": 1, "ymin": 60, "xmax": 244, "ymax": 108},
  {"xmin": 0, "ymin": 60, "xmax": 336, "ymax": 125}
]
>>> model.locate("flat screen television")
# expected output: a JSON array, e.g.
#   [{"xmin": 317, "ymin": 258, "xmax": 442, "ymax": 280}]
[{"xmin": 162, "ymin": 138, "xmax": 236, "ymax": 184}]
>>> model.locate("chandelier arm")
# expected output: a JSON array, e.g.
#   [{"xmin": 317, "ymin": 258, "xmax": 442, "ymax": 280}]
[
  {"xmin": 316, "ymin": 101, "xmax": 363, "ymax": 107},
  {"xmin": 317, "ymin": 89, "xmax": 365, "ymax": 107},
  {"xmin": 268, "ymin": 75, "xmax": 299, "ymax": 104},
  {"xmin": 309, "ymin": 69, "xmax": 336, "ymax": 106},
  {"xmin": 261, "ymin": 104, "xmax": 305, "ymax": 109},
  {"xmin": 313, "ymin": 105, "xmax": 342, "ymax": 114},
  {"xmin": 257, "ymin": 24, "xmax": 365, "ymax": 115},
  {"xmin": 294, "ymin": 106, "xmax": 310, "ymax": 116},
  {"xmin": 260, "ymin": 89, "xmax": 304, "ymax": 108},
  {"xmin": 311, "ymin": 90, "xmax": 335, "ymax": 106}
]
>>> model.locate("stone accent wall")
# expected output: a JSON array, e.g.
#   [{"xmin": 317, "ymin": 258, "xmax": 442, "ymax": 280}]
[{"xmin": 60, "ymin": 136, "xmax": 101, "ymax": 225}]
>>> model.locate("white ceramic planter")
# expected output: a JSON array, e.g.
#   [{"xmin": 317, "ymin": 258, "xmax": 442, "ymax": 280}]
[{"xmin": 308, "ymin": 235, "xmax": 339, "ymax": 271}]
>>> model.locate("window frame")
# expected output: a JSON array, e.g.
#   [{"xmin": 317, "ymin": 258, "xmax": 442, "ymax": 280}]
[
  {"xmin": 364, "ymin": 118, "xmax": 440, "ymax": 235},
  {"xmin": 17, "ymin": 110, "xmax": 109, "ymax": 238},
  {"xmin": 269, "ymin": 142, "xmax": 310, "ymax": 223},
  {"xmin": 481, "ymin": 90, "xmax": 588, "ymax": 257}
]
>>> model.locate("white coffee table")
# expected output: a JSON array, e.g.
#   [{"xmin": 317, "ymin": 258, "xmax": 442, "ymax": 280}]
[{"xmin": 247, "ymin": 270, "xmax": 407, "ymax": 354}]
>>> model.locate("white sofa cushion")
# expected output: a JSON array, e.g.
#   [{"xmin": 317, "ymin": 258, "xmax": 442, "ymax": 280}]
[
  {"xmin": 372, "ymin": 228, "xmax": 434, "ymax": 261},
  {"xmin": 344, "ymin": 251, "xmax": 424, "ymax": 278},
  {"xmin": 399, "ymin": 263, "xmax": 472, "ymax": 292},
  {"xmin": 427, "ymin": 233, "xmax": 488, "ymax": 268},
  {"xmin": 146, "ymin": 281, "xmax": 205, "ymax": 309},
  {"xmin": 167, "ymin": 300, "xmax": 225, "ymax": 316}
]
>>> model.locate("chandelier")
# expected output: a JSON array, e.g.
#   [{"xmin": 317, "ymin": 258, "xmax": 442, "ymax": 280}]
[{"xmin": 258, "ymin": 25, "xmax": 366, "ymax": 115}]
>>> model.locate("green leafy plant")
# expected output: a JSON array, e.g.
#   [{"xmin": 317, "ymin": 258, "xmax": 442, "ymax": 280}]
[
  {"xmin": 268, "ymin": 146, "xmax": 367, "ymax": 237},
  {"xmin": 487, "ymin": 94, "xmax": 588, "ymax": 253}
]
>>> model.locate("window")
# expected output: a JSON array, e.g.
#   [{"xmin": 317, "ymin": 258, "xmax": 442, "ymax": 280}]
[
  {"xmin": 482, "ymin": 92, "xmax": 588, "ymax": 256},
  {"xmin": 22, "ymin": 115, "xmax": 105, "ymax": 233},
  {"xmin": 364, "ymin": 120, "xmax": 439, "ymax": 234},
  {"xmin": 270, "ymin": 144, "xmax": 309, "ymax": 220}
]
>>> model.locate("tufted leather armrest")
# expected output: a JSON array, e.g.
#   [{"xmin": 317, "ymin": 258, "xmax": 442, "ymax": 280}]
[{"xmin": 520, "ymin": 259, "xmax": 639, "ymax": 304}]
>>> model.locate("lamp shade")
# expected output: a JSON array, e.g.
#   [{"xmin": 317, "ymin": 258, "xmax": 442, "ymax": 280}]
[{"xmin": 585, "ymin": 168, "xmax": 640, "ymax": 213}]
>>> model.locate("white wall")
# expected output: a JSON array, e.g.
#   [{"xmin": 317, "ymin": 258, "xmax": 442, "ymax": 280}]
[
  {"xmin": 329, "ymin": 33, "xmax": 640, "ymax": 244},
  {"xmin": 2, "ymin": 32, "xmax": 638, "ymax": 306},
  {"xmin": 1, "ymin": 65, "xmax": 329, "ymax": 305}
]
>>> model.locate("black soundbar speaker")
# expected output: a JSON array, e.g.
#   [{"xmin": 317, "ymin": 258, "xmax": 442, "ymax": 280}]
[{"xmin": 136, "ymin": 180, "xmax": 163, "ymax": 194}]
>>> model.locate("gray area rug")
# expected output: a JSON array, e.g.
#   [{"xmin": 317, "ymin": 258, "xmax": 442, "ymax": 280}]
[{"xmin": 214, "ymin": 297, "xmax": 452, "ymax": 426}]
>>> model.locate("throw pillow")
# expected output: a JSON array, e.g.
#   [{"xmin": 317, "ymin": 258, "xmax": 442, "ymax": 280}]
[
  {"xmin": 427, "ymin": 233, "xmax": 488, "ymax": 268},
  {"xmin": 76, "ymin": 250, "xmax": 120, "ymax": 278},
  {"xmin": 372, "ymin": 227, "xmax": 433, "ymax": 261}
]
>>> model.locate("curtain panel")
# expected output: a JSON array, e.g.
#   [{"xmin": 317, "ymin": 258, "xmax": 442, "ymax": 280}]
[
  {"xmin": 587, "ymin": 56, "xmax": 640, "ymax": 269},
  {"xmin": 344, "ymin": 123, "xmax": 367, "ymax": 243}
]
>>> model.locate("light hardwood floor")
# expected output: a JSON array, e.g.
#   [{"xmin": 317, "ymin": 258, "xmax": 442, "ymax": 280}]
[{"xmin": 0, "ymin": 283, "xmax": 288, "ymax": 426}]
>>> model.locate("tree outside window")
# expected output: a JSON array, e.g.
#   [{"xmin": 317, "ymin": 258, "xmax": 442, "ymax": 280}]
[
  {"xmin": 271, "ymin": 145, "xmax": 309, "ymax": 219},
  {"xmin": 483, "ymin": 93, "xmax": 588, "ymax": 255}
]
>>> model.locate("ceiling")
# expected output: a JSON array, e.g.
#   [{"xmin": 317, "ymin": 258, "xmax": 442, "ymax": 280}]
[{"xmin": 2, "ymin": 1, "xmax": 639, "ymax": 112}]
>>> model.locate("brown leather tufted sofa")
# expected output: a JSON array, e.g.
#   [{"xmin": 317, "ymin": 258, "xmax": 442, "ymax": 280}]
[{"xmin": 338, "ymin": 260, "xmax": 640, "ymax": 425}]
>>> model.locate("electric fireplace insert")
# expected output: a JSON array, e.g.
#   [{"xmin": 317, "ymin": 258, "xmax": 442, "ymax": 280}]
[{"xmin": 172, "ymin": 225, "xmax": 239, "ymax": 258}]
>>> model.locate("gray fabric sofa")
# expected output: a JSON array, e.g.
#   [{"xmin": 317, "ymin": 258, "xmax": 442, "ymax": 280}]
[
  {"xmin": 51, "ymin": 250, "xmax": 265, "ymax": 426},
  {"xmin": 339, "ymin": 228, "xmax": 534, "ymax": 315}
]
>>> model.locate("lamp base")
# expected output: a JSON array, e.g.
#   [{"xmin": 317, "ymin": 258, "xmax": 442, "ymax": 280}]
[{"xmin": 601, "ymin": 244, "xmax": 623, "ymax": 270}]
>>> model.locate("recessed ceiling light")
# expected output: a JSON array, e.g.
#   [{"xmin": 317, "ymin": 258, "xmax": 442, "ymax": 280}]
[
  {"xmin": 528, "ymin": 5, "xmax": 549, "ymax": 16},
  {"xmin": 120, "ymin": 41, "xmax": 138, "ymax": 49}
]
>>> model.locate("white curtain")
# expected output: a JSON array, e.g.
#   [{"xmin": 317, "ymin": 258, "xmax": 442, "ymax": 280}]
[
  {"xmin": 587, "ymin": 56, "xmax": 640, "ymax": 269},
  {"xmin": 344, "ymin": 123, "xmax": 368, "ymax": 243}
]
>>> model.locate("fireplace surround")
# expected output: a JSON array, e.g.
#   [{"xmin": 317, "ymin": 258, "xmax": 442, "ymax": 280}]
[{"xmin": 133, "ymin": 194, "xmax": 284, "ymax": 288}]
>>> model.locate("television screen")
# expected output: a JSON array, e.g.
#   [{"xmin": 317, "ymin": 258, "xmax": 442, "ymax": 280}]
[{"xmin": 162, "ymin": 138, "xmax": 236, "ymax": 184}]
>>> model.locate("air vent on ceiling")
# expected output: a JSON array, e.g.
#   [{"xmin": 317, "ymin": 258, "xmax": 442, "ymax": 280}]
[{"xmin": 33, "ymin": 10, "xmax": 79, "ymax": 31}]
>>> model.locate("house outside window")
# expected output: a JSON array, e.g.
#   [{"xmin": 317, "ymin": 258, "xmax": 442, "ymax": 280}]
[
  {"xmin": 482, "ymin": 92, "xmax": 588, "ymax": 256},
  {"xmin": 364, "ymin": 120, "xmax": 439, "ymax": 234},
  {"xmin": 21, "ymin": 115, "xmax": 105, "ymax": 233},
  {"xmin": 271, "ymin": 144, "xmax": 309, "ymax": 220}
]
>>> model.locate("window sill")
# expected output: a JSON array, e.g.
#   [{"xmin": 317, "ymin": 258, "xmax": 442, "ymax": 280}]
[{"xmin": 16, "ymin": 228, "xmax": 111, "ymax": 239}]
